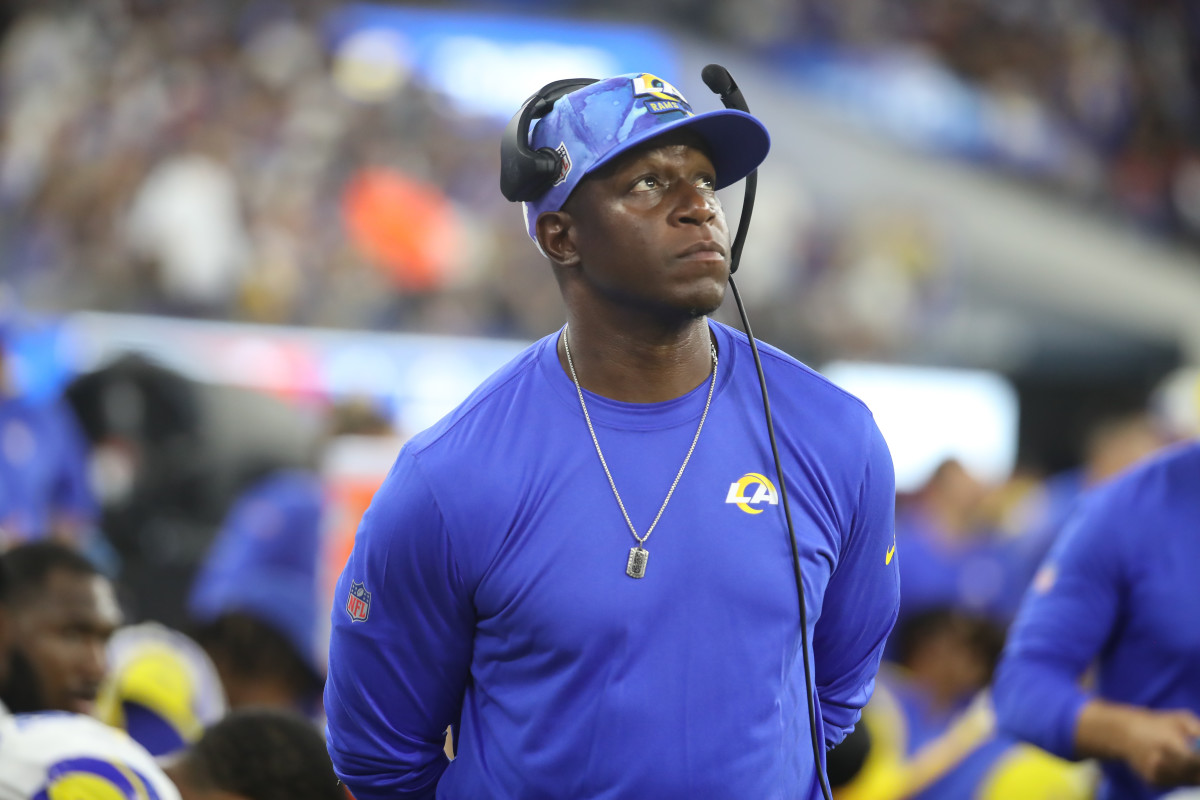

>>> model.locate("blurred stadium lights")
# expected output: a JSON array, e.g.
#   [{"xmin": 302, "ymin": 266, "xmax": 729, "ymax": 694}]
[
  {"xmin": 822, "ymin": 360, "xmax": 1020, "ymax": 493},
  {"xmin": 774, "ymin": 47, "xmax": 1078, "ymax": 177},
  {"xmin": 53, "ymin": 312, "xmax": 528, "ymax": 436},
  {"xmin": 325, "ymin": 3, "xmax": 679, "ymax": 118},
  {"xmin": 14, "ymin": 309, "xmax": 1023, "ymax": 496},
  {"xmin": 332, "ymin": 26, "xmax": 413, "ymax": 103}
]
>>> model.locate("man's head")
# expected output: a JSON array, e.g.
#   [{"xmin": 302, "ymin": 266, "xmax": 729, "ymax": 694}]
[
  {"xmin": 507, "ymin": 73, "xmax": 769, "ymax": 321},
  {"xmin": 895, "ymin": 608, "xmax": 1004, "ymax": 709},
  {"xmin": 188, "ymin": 470, "xmax": 326, "ymax": 713},
  {"xmin": 0, "ymin": 541, "xmax": 121, "ymax": 714},
  {"xmin": 191, "ymin": 612, "xmax": 323, "ymax": 713},
  {"xmin": 166, "ymin": 708, "xmax": 344, "ymax": 800},
  {"xmin": 511, "ymin": 73, "xmax": 769, "ymax": 246}
]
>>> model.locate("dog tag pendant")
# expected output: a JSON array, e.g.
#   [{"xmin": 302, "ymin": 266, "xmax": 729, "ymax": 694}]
[{"xmin": 626, "ymin": 546, "xmax": 649, "ymax": 579}]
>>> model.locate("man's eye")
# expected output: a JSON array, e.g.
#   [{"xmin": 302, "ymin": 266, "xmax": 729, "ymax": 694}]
[
  {"xmin": 696, "ymin": 175, "xmax": 716, "ymax": 190},
  {"xmin": 633, "ymin": 176, "xmax": 660, "ymax": 190}
]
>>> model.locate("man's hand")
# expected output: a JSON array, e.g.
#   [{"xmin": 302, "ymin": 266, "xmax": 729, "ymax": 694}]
[{"xmin": 1077, "ymin": 701, "xmax": 1200, "ymax": 787}]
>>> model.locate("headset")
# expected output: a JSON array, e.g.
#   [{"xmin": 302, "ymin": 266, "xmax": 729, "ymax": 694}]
[{"xmin": 501, "ymin": 66, "xmax": 834, "ymax": 800}]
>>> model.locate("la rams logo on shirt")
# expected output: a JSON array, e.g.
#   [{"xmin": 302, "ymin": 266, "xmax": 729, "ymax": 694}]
[
  {"xmin": 725, "ymin": 473, "xmax": 779, "ymax": 515},
  {"xmin": 346, "ymin": 581, "xmax": 371, "ymax": 622},
  {"xmin": 631, "ymin": 73, "xmax": 693, "ymax": 116},
  {"xmin": 34, "ymin": 757, "xmax": 164, "ymax": 800}
]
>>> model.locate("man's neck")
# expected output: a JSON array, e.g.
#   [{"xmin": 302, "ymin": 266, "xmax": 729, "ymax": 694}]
[{"xmin": 557, "ymin": 315, "xmax": 715, "ymax": 403}]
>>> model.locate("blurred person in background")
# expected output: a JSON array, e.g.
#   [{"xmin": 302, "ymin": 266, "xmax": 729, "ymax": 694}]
[
  {"xmin": 0, "ymin": 711, "xmax": 181, "ymax": 800},
  {"xmin": 893, "ymin": 459, "xmax": 1026, "ymax": 627},
  {"xmin": 0, "ymin": 541, "xmax": 121, "ymax": 716},
  {"xmin": 1004, "ymin": 410, "xmax": 1168, "ymax": 591},
  {"xmin": 0, "ymin": 706, "xmax": 346, "ymax": 800},
  {"xmin": 0, "ymin": 318, "xmax": 98, "ymax": 550},
  {"xmin": 91, "ymin": 397, "xmax": 395, "ymax": 758},
  {"xmin": 833, "ymin": 610, "xmax": 1093, "ymax": 799},
  {"xmin": 834, "ymin": 690, "xmax": 1094, "ymax": 800},
  {"xmin": 95, "ymin": 619, "xmax": 227, "ymax": 760},
  {"xmin": 326, "ymin": 72, "xmax": 899, "ymax": 799},
  {"xmin": 887, "ymin": 610, "xmax": 1006, "ymax": 757},
  {"xmin": 994, "ymin": 440, "xmax": 1200, "ymax": 799},
  {"xmin": 184, "ymin": 398, "xmax": 394, "ymax": 717},
  {"xmin": 64, "ymin": 353, "xmax": 215, "ymax": 627},
  {"xmin": 185, "ymin": 469, "xmax": 326, "ymax": 717}
]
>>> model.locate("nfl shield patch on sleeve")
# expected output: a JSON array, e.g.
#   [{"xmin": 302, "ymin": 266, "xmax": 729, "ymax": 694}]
[{"xmin": 346, "ymin": 581, "xmax": 371, "ymax": 622}]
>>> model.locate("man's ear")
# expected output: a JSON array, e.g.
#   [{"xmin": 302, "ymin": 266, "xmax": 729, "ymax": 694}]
[{"xmin": 536, "ymin": 210, "xmax": 580, "ymax": 267}]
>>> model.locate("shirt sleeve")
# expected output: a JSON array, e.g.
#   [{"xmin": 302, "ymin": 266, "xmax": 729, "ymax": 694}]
[
  {"xmin": 812, "ymin": 418, "xmax": 900, "ymax": 749},
  {"xmin": 324, "ymin": 449, "xmax": 476, "ymax": 800},
  {"xmin": 991, "ymin": 487, "xmax": 1124, "ymax": 759}
]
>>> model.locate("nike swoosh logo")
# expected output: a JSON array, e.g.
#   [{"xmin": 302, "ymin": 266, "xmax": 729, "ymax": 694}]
[{"xmin": 885, "ymin": 544, "xmax": 896, "ymax": 566}]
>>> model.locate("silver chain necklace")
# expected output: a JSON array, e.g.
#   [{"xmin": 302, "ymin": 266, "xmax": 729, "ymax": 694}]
[{"xmin": 562, "ymin": 326, "xmax": 718, "ymax": 579}]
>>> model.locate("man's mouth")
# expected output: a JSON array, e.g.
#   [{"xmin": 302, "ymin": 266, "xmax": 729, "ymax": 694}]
[
  {"xmin": 68, "ymin": 689, "xmax": 99, "ymax": 715},
  {"xmin": 677, "ymin": 240, "xmax": 727, "ymax": 261}
]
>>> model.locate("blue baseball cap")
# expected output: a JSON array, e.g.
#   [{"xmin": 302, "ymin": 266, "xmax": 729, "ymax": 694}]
[
  {"xmin": 521, "ymin": 72, "xmax": 771, "ymax": 246},
  {"xmin": 189, "ymin": 470, "xmax": 325, "ymax": 676}
]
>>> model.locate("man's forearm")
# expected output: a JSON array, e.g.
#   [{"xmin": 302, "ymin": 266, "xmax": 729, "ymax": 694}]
[
  {"xmin": 1075, "ymin": 699, "xmax": 1143, "ymax": 761},
  {"xmin": 1075, "ymin": 698, "xmax": 1200, "ymax": 787}
]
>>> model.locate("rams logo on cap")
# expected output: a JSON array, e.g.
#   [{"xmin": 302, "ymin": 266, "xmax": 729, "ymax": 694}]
[{"xmin": 631, "ymin": 73, "xmax": 693, "ymax": 115}]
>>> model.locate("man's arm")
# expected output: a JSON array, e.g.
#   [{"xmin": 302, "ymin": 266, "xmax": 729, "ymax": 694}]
[
  {"xmin": 991, "ymin": 492, "xmax": 1122, "ymax": 760},
  {"xmin": 812, "ymin": 419, "xmax": 900, "ymax": 748},
  {"xmin": 1075, "ymin": 700, "xmax": 1200, "ymax": 788},
  {"xmin": 325, "ymin": 449, "xmax": 475, "ymax": 800}
]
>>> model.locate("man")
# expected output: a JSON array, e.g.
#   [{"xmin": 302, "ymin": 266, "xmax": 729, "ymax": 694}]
[
  {"xmin": 0, "ymin": 707, "xmax": 345, "ymax": 800},
  {"xmin": 0, "ymin": 322, "xmax": 97, "ymax": 547},
  {"xmin": 0, "ymin": 541, "xmax": 122, "ymax": 715},
  {"xmin": 833, "ymin": 610, "xmax": 1093, "ymax": 800},
  {"xmin": 187, "ymin": 468, "xmax": 326, "ymax": 715},
  {"xmin": 993, "ymin": 441, "xmax": 1200, "ymax": 799},
  {"xmin": 325, "ymin": 72, "xmax": 900, "ymax": 799},
  {"xmin": 165, "ymin": 708, "xmax": 345, "ymax": 800}
]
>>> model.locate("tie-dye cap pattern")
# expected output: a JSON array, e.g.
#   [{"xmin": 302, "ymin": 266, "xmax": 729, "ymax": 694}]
[{"xmin": 520, "ymin": 72, "xmax": 771, "ymax": 248}]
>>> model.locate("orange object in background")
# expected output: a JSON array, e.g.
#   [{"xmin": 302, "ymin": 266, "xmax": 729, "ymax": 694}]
[
  {"xmin": 341, "ymin": 168, "xmax": 459, "ymax": 291},
  {"xmin": 315, "ymin": 433, "xmax": 409, "ymax": 662}
]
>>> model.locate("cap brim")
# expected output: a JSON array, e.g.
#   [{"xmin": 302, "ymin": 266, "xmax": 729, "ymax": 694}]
[{"xmin": 585, "ymin": 108, "xmax": 770, "ymax": 190}]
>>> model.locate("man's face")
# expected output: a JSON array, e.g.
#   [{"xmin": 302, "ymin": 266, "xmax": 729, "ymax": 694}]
[
  {"xmin": 556, "ymin": 130, "xmax": 732, "ymax": 320},
  {"xmin": 11, "ymin": 569, "xmax": 121, "ymax": 714}
]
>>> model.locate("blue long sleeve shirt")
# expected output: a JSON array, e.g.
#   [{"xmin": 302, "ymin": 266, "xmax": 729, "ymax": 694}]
[
  {"xmin": 993, "ymin": 441, "xmax": 1200, "ymax": 800},
  {"xmin": 325, "ymin": 321, "xmax": 900, "ymax": 799}
]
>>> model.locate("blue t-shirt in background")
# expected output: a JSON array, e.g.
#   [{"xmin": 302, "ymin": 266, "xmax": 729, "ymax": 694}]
[{"xmin": 994, "ymin": 441, "xmax": 1200, "ymax": 800}]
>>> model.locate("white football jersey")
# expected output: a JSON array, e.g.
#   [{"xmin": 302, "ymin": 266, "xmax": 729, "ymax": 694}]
[{"xmin": 0, "ymin": 712, "xmax": 181, "ymax": 800}]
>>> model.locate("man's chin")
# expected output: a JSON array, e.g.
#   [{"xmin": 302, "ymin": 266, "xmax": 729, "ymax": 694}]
[{"xmin": 68, "ymin": 696, "xmax": 98, "ymax": 716}]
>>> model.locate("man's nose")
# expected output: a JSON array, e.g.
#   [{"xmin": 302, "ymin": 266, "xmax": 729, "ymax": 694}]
[{"xmin": 673, "ymin": 183, "xmax": 718, "ymax": 226}]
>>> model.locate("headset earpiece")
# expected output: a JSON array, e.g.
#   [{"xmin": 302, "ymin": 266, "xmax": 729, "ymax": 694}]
[{"xmin": 500, "ymin": 78, "xmax": 597, "ymax": 202}]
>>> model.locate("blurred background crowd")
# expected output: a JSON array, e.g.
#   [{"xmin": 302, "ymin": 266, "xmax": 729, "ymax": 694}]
[{"xmin": 0, "ymin": 0, "xmax": 1199, "ymax": 798}]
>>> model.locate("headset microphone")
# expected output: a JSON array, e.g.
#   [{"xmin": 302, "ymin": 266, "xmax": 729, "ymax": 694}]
[
  {"xmin": 703, "ymin": 63, "xmax": 835, "ymax": 800},
  {"xmin": 701, "ymin": 65, "xmax": 755, "ymax": 275}
]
